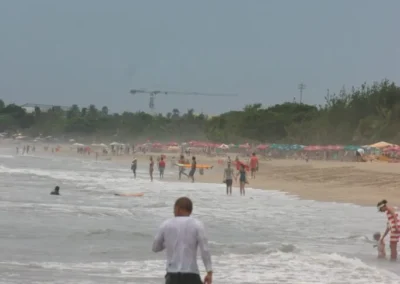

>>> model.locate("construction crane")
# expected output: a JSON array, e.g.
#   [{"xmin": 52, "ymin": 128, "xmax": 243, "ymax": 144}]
[{"xmin": 129, "ymin": 89, "xmax": 238, "ymax": 111}]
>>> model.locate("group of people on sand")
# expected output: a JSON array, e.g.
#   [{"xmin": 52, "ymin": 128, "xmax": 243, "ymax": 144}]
[{"xmin": 223, "ymin": 153, "xmax": 259, "ymax": 196}]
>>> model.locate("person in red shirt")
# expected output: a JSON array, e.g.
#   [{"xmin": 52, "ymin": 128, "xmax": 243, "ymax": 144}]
[
  {"xmin": 249, "ymin": 153, "xmax": 259, "ymax": 179},
  {"xmin": 159, "ymin": 157, "xmax": 166, "ymax": 179}
]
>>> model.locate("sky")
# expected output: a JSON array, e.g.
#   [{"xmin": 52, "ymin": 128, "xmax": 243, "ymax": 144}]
[{"xmin": 0, "ymin": 0, "xmax": 399, "ymax": 115}]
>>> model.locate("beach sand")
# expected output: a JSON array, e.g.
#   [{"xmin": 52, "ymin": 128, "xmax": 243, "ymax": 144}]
[{"xmin": 43, "ymin": 145, "xmax": 400, "ymax": 207}]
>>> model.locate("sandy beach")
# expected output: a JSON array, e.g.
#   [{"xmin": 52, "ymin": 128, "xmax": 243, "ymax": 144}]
[{"xmin": 36, "ymin": 144, "xmax": 400, "ymax": 207}]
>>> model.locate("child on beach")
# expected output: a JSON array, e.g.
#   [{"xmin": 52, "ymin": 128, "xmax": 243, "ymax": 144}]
[{"xmin": 373, "ymin": 232, "xmax": 386, "ymax": 259}]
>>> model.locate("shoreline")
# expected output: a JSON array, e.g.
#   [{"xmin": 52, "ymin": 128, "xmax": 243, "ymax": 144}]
[{"xmin": 8, "ymin": 143, "xmax": 399, "ymax": 207}]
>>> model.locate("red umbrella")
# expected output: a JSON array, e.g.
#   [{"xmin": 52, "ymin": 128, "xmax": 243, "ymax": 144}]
[
  {"xmin": 384, "ymin": 145, "xmax": 400, "ymax": 151},
  {"xmin": 304, "ymin": 145, "xmax": 323, "ymax": 151},
  {"xmin": 239, "ymin": 143, "xmax": 250, "ymax": 149},
  {"xmin": 166, "ymin": 141, "xmax": 178, "ymax": 146},
  {"xmin": 152, "ymin": 142, "xmax": 162, "ymax": 148},
  {"xmin": 256, "ymin": 144, "xmax": 268, "ymax": 150},
  {"xmin": 324, "ymin": 145, "xmax": 344, "ymax": 150}
]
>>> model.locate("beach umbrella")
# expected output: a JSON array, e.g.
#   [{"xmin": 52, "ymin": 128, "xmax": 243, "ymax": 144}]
[
  {"xmin": 166, "ymin": 141, "xmax": 178, "ymax": 146},
  {"xmin": 218, "ymin": 144, "xmax": 230, "ymax": 149},
  {"xmin": 256, "ymin": 144, "xmax": 268, "ymax": 150},
  {"xmin": 384, "ymin": 145, "xmax": 400, "ymax": 152},
  {"xmin": 344, "ymin": 145, "xmax": 359, "ymax": 151},
  {"xmin": 239, "ymin": 143, "xmax": 250, "ymax": 149},
  {"xmin": 324, "ymin": 145, "xmax": 344, "ymax": 151},
  {"xmin": 304, "ymin": 145, "xmax": 323, "ymax": 151},
  {"xmin": 290, "ymin": 144, "xmax": 304, "ymax": 150}
]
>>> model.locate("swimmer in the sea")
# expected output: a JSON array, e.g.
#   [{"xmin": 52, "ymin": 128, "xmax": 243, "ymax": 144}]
[
  {"xmin": 51, "ymin": 186, "xmax": 60, "ymax": 195},
  {"xmin": 373, "ymin": 232, "xmax": 386, "ymax": 259}
]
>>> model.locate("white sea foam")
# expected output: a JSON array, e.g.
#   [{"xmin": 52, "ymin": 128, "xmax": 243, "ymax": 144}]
[{"xmin": 1, "ymin": 250, "xmax": 400, "ymax": 283}]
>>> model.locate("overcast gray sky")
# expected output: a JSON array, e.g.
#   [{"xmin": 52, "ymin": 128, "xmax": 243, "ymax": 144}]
[{"xmin": 0, "ymin": 0, "xmax": 399, "ymax": 114}]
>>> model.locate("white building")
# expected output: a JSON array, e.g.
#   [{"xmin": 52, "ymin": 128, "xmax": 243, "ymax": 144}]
[{"xmin": 20, "ymin": 104, "xmax": 71, "ymax": 113}]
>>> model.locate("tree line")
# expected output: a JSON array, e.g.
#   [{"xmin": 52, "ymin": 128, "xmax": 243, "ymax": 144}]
[{"xmin": 1, "ymin": 79, "xmax": 400, "ymax": 144}]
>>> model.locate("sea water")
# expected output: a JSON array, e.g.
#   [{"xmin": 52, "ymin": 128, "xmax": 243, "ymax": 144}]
[{"xmin": 0, "ymin": 147, "xmax": 399, "ymax": 284}]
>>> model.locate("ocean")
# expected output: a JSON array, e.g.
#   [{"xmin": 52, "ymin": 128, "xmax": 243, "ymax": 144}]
[{"xmin": 0, "ymin": 147, "xmax": 399, "ymax": 284}]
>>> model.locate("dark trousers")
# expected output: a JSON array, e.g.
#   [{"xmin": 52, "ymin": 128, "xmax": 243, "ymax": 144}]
[{"xmin": 165, "ymin": 273, "xmax": 202, "ymax": 284}]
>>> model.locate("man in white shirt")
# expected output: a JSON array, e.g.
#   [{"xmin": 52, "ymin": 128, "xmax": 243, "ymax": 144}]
[{"xmin": 152, "ymin": 197, "xmax": 213, "ymax": 284}]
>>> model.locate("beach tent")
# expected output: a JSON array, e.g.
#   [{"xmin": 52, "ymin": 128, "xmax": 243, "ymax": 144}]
[{"xmin": 369, "ymin": 141, "xmax": 394, "ymax": 148}]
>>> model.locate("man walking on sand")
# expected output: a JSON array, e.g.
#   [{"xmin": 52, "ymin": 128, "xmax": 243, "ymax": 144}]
[{"xmin": 152, "ymin": 197, "xmax": 213, "ymax": 284}]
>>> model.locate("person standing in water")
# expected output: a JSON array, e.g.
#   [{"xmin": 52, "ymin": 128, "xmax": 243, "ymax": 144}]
[
  {"xmin": 223, "ymin": 161, "xmax": 234, "ymax": 195},
  {"xmin": 152, "ymin": 197, "xmax": 213, "ymax": 284},
  {"xmin": 131, "ymin": 158, "xmax": 137, "ymax": 178},
  {"xmin": 236, "ymin": 164, "xmax": 247, "ymax": 196},
  {"xmin": 149, "ymin": 156, "xmax": 154, "ymax": 182},
  {"xmin": 188, "ymin": 156, "xmax": 197, "ymax": 183},
  {"xmin": 158, "ymin": 157, "xmax": 166, "ymax": 179},
  {"xmin": 377, "ymin": 199, "xmax": 400, "ymax": 261}
]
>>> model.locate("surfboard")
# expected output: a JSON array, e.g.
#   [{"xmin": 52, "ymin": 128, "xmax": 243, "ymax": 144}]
[
  {"xmin": 175, "ymin": 163, "xmax": 213, "ymax": 169},
  {"xmin": 114, "ymin": 193, "xmax": 144, "ymax": 197}
]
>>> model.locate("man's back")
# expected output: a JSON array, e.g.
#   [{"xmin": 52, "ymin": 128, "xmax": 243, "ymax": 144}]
[{"xmin": 152, "ymin": 216, "xmax": 211, "ymax": 274}]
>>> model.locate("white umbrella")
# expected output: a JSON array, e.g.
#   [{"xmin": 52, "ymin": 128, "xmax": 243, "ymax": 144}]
[{"xmin": 218, "ymin": 144, "xmax": 229, "ymax": 149}]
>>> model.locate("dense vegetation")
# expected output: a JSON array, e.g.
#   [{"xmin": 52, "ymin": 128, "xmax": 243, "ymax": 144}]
[{"xmin": 1, "ymin": 79, "xmax": 400, "ymax": 144}]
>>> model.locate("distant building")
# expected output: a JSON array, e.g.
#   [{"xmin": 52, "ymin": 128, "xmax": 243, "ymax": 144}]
[{"xmin": 20, "ymin": 103, "xmax": 71, "ymax": 113}]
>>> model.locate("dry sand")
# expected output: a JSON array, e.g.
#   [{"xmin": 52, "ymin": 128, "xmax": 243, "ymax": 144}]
[{"xmin": 49, "ymin": 145, "xmax": 400, "ymax": 207}]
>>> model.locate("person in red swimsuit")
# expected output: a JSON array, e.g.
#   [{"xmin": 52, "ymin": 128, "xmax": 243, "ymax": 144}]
[{"xmin": 378, "ymin": 199, "xmax": 400, "ymax": 261}]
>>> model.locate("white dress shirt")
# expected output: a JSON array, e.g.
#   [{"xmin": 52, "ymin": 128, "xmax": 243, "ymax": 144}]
[{"xmin": 152, "ymin": 216, "xmax": 212, "ymax": 274}]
